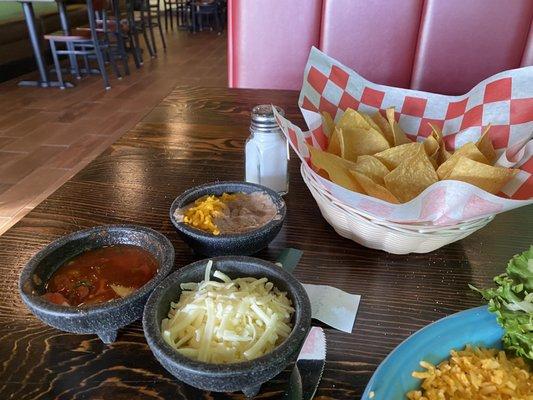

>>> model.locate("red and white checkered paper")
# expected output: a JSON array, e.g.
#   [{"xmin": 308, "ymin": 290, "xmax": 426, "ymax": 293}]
[{"xmin": 275, "ymin": 47, "xmax": 533, "ymax": 225}]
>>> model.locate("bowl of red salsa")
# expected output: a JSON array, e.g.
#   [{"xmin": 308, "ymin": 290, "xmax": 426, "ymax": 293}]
[{"xmin": 19, "ymin": 225, "xmax": 175, "ymax": 343}]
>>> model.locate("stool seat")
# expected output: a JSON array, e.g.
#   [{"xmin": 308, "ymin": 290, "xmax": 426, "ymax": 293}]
[
  {"xmin": 78, "ymin": 19, "xmax": 130, "ymax": 34},
  {"xmin": 44, "ymin": 28, "xmax": 93, "ymax": 41}
]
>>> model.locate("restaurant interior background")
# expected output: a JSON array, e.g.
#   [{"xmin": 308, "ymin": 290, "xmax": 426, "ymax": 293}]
[
  {"xmin": 0, "ymin": 1, "xmax": 531, "ymax": 398},
  {"xmin": 0, "ymin": 0, "xmax": 227, "ymax": 235}
]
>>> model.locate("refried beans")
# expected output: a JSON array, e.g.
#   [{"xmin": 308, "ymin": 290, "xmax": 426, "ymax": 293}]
[{"xmin": 175, "ymin": 192, "xmax": 278, "ymax": 235}]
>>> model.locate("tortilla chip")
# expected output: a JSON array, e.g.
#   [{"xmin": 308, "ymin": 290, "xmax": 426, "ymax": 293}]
[
  {"xmin": 386, "ymin": 108, "xmax": 411, "ymax": 145},
  {"xmin": 338, "ymin": 127, "xmax": 346, "ymax": 158},
  {"xmin": 423, "ymin": 135, "xmax": 439, "ymax": 158},
  {"xmin": 307, "ymin": 145, "xmax": 363, "ymax": 192},
  {"xmin": 340, "ymin": 126, "xmax": 390, "ymax": 161},
  {"xmin": 316, "ymin": 168, "xmax": 330, "ymax": 180},
  {"xmin": 423, "ymin": 135, "xmax": 440, "ymax": 168},
  {"xmin": 338, "ymin": 108, "xmax": 371, "ymax": 130},
  {"xmin": 374, "ymin": 142, "xmax": 423, "ymax": 170},
  {"xmin": 351, "ymin": 171, "xmax": 400, "ymax": 204},
  {"xmin": 372, "ymin": 112, "xmax": 394, "ymax": 146},
  {"xmin": 440, "ymin": 147, "xmax": 452, "ymax": 164},
  {"xmin": 321, "ymin": 111, "xmax": 335, "ymax": 139},
  {"xmin": 349, "ymin": 155, "xmax": 390, "ymax": 185},
  {"xmin": 336, "ymin": 108, "xmax": 390, "ymax": 160},
  {"xmin": 327, "ymin": 127, "xmax": 343, "ymax": 156},
  {"xmin": 476, "ymin": 125, "xmax": 496, "ymax": 164},
  {"xmin": 437, "ymin": 142, "xmax": 489, "ymax": 180},
  {"xmin": 384, "ymin": 148, "xmax": 438, "ymax": 203},
  {"xmin": 362, "ymin": 113, "xmax": 382, "ymax": 133},
  {"xmin": 444, "ymin": 157, "xmax": 518, "ymax": 194},
  {"xmin": 429, "ymin": 124, "xmax": 452, "ymax": 165},
  {"xmin": 429, "ymin": 123, "xmax": 442, "ymax": 141}
]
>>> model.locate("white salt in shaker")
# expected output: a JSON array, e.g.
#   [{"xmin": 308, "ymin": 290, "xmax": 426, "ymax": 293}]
[{"xmin": 245, "ymin": 105, "xmax": 289, "ymax": 194}]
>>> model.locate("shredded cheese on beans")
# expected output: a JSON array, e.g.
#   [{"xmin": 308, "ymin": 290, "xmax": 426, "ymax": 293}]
[
  {"xmin": 161, "ymin": 260, "xmax": 294, "ymax": 364},
  {"xmin": 182, "ymin": 194, "xmax": 236, "ymax": 235}
]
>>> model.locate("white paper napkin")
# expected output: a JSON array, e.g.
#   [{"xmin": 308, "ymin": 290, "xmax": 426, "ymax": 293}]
[{"xmin": 303, "ymin": 283, "xmax": 361, "ymax": 333}]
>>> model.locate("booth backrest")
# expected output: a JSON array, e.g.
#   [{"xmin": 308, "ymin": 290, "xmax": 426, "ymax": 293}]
[
  {"xmin": 228, "ymin": 0, "xmax": 533, "ymax": 95},
  {"xmin": 227, "ymin": 0, "xmax": 322, "ymax": 90}
]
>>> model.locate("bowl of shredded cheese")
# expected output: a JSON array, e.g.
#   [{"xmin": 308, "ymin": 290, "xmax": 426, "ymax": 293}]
[
  {"xmin": 142, "ymin": 256, "xmax": 311, "ymax": 396},
  {"xmin": 169, "ymin": 181, "xmax": 286, "ymax": 256}
]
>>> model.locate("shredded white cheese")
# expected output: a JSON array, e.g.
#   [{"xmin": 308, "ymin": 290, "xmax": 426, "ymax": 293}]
[{"xmin": 161, "ymin": 261, "xmax": 294, "ymax": 364}]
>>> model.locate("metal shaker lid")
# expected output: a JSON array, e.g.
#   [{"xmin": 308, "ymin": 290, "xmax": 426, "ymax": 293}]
[{"xmin": 250, "ymin": 105, "xmax": 285, "ymax": 132}]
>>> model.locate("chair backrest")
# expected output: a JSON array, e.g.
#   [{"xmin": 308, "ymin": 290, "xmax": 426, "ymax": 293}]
[
  {"xmin": 228, "ymin": 0, "xmax": 533, "ymax": 95},
  {"xmin": 85, "ymin": 0, "xmax": 104, "ymax": 35}
]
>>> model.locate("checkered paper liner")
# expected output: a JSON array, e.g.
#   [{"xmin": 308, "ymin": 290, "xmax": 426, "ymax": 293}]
[{"xmin": 275, "ymin": 47, "xmax": 533, "ymax": 225}]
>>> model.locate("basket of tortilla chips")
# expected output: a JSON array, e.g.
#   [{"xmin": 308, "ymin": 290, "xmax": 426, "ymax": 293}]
[{"xmin": 274, "ymin": 48, "xmax": 532, "ymax": 254}]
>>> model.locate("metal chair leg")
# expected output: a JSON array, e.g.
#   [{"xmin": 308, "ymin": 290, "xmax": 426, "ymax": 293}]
[
  {"xmin": 127, "ymin": 32, "xmax": 141, "ymax": 68},
  {"xmin": 157, "ymin": 10, "xmax": 166, "ymax": 50},
  {"xmin": 147, "ymin": 11, "xmax": 157, "ymax": 54},
  {"xmin": 130, "ymin": 21, "xmax": 144, "ymax": 65},
  {"xmin": 107, "ymin": 44, "xmax": 121, "ymax": 79},
  {"xmin": 163, "ymin": 1, "xmax": 168, "ymax": 31},
  {"xmin": 140, "ymin": 15, "xmax": 155, "ymax": 58},
  {"xmin": 215, "ymin": 10, "xmax": 221, "ymax": 34},
  {"xmin": 116, "ymin": 32, "xmax": 130, "ymax": 75},
  {"xmin": 82, "ymin": 51, "xmax": 90, "ymax": 74},
  {"xmin": 49, "ymin": 40, "xmax": 65, "ymax": 89},
  {"xmin": 66, "ymin": 42, "xmax": 81, "ymax": 79},
  {"xmin": 169, "ymin": 1, "xmax": 174, "ymax": 30},
  {"xmin": 94, "ymin": 42, "xmax": 110, "ymax": 90}
]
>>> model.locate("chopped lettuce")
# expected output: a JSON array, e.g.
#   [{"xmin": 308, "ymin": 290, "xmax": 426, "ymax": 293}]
[{"xmin": 470, "ymin": 245, "xmax": 533, "ymax": 361}]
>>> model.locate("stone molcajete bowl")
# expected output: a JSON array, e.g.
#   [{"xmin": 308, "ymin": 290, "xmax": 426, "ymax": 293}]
[
  {"xmin": 169, "ymin": 181, "xmax": 286, "ymax": 257},
  {"xmin": 142, "ymin": 256, "xmax": 311, "ymax": 397},
  {"xmin": 19, "ymin": 225, "xmax": 175, "ymax": 343}
]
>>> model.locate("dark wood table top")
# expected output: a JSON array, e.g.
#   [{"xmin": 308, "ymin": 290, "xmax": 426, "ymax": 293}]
[{"xmin": 0, "ymin": 86, "xmax": 531, "ymax": 400}]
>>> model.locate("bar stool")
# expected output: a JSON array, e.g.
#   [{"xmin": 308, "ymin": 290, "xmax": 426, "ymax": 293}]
[
  {"xmin": 192, "ymin": 0, "xmax": 221, "ymax": 34},
  {"xmin": 128, "ymin": 0, "xmax": 157, "ymax": 57},
  {"xmin": 162, "ymin": 0, "xmax": 176, "ymax": 30},
  {"xmin": 176, "ymin": 0, "xmax": 191, "ymax": 30},
  {"xmin": 76, "ymin": 0, "xmax": 135, "ymax": 75},
  {"xmin": 144, "ymin": 0, "xmax": 167, "ymax": 54}
]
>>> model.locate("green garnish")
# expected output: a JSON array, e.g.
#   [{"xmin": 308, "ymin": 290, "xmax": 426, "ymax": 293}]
[
  {"xmin": 74, "ymin": 280, "xmax": 92, "ymax": 288},
  {"xmin": 470, "ymin": 245, "xmax": 533, "ymax": 361}
]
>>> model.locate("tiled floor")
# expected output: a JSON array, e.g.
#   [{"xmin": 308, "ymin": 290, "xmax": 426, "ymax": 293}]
[{"xmin": 0, "ymin": 29, "xmax": 227, "ymax": 235}]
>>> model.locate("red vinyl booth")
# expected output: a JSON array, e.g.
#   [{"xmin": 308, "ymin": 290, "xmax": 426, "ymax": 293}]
[{"xmin": 227, "ymin": 0, "xmax": 533, "ymax": 95}]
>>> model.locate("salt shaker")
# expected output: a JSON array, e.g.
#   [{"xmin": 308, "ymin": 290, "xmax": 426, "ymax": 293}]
[{"xmin": 245, "ymin": 105, "xmax": 289, "ymax": 195}]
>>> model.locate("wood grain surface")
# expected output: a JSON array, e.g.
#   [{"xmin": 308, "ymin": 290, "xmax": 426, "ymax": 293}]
[{"xmin": 0, "ymin": 86, "xmax": 531, "ymax": 400}]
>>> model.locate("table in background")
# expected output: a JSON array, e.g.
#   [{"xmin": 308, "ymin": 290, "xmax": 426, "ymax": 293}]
[
  {"xmin": 0, "ymin": 0, "xmax": 74, "ymax": 88},
  {"xmin": 0, "ymin": 86, "xmax": 530, "ymax": 399}
]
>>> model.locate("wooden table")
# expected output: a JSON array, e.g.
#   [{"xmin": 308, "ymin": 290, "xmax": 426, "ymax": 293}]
[{"xmin": 0, "ymin": 86, "xmax": 530, "ymax": 399}]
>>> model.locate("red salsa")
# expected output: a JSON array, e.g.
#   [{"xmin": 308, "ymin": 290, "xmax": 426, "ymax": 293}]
[{"xmin": 42, "ymin": 245, "xmax": 158, "ymax": 306}]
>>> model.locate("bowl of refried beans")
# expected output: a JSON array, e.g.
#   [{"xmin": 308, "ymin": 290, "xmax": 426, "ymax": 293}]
[{"xmin": 169, "ymin": 182, "xmax": 286, "ymax": 256}]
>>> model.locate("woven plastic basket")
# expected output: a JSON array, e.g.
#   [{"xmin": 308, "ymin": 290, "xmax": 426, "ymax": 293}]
[{"xmin": 301, "ymin": 164, "xmax": 494, "ymax": 254}]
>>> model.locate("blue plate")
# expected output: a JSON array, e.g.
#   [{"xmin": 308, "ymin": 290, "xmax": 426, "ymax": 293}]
[{"xmin": 362, "ymin": 306, "xmax": 503, "ymax": 399}]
